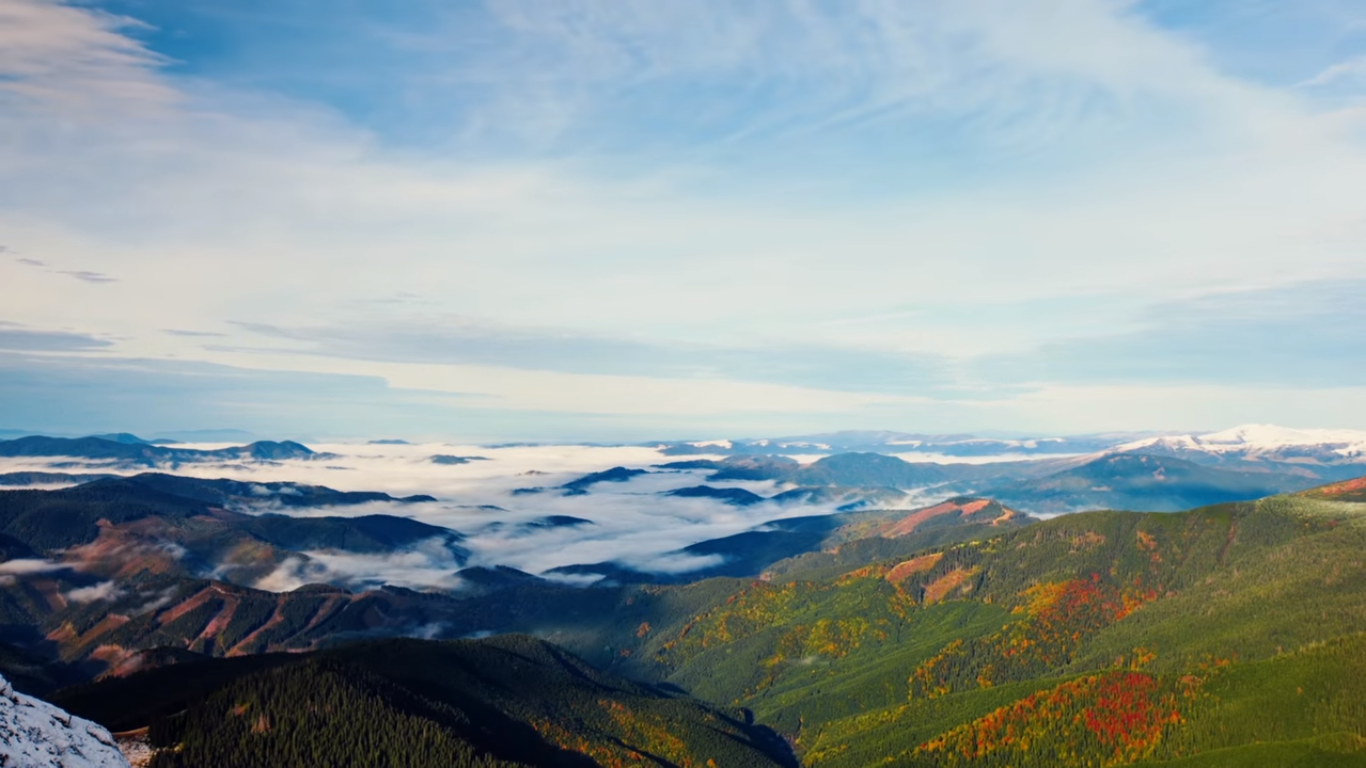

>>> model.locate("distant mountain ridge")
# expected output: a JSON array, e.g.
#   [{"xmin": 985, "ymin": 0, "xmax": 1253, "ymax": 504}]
[
  {"xmin": 99, "ymin": 473, "xmax": 436, "ymax": 508},
  {"xmin": 650, "ymin": 424, "xmax": 1366, "ymax": 466},
  {"xmin": 662, "ymin": 450, "xmax": 1319, "ymax": 513},
  {"xmin": 1109, "ymin": 424, "xmax": 1366, "ymax": 479},
  {"xmin": 0, "ymin": 435, "xmax": 327, "ymax": 467},
  {"xmin": 0, "ymin": 475, "xmax": 466, "ymax": 594},
  {"xmin": 651, "ymin": 430, "xmax": 1151, "ymax": 457},
  {"xmin": 972, "ymin": 453, "xmax": 1320, "ymax": 513}
]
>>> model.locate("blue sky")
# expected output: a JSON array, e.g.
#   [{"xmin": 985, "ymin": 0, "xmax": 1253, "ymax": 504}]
[{"xmin": 1, "ymin": 0, "xmax": 1365, "ymax": 441}]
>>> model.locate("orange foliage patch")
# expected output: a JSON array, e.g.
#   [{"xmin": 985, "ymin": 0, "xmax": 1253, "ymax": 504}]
[
  {"xmin": 917, "ymin": 670, "xmax": 1191, "ymax": 766},
  {"xmin": 30, "ymin": 579, "xmax": 68, "ymax": 612},
  {"xmin": 886, "ymin": 553, "xmax": 944, "ymax": 585},
  {"xmin": 911, "ymin": 575, "xmax": 1160, "ymax": 699},
  {"xmin": 199, "ymin": 595, "xmax": 240, "ymax": 641},
  {"xmin": 75, "ymin": 615, "xmax": 130, "ymax": 648},
  {"xmin": 228, "ymin": 597, "xmax": 287, "ymax": 656},
  {"xmin": 989, "ymin": 506, "xmax": 1020, "ymax": 525},
  {"xmin": 923, "ymin": 567, "xmax": 978, "ymax": 604},
  {"xmin": 89, "ymin": 643, "xmax": 133, "ymax": 666},
  {"xmin": 834, "ymin": 564, "xmax": 889, "ymax": 586},
  {"xmin": 1302, "ymin": 475, "xmax": 1366, "ymax": 502},
  {"xmin": 1070, "ymin": 531, "xmax": 1107, "ymax": 550},
  {"xmin": 156, "ymin": 587, "xmax": 215, "ymax": 626},
  {"xmin": 45, "ymin": 624, "xmax": 77, "ymax": 645},
  {"xmin": 882, "ymin": 500, "xmax": 988, "ymax": 538}
]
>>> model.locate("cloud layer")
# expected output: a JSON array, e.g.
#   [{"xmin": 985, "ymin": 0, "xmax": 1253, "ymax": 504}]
[
  {"xmin": 0, "ymin": 0, "xmax": 1364, "ymax": 436},
  {"xmin": 0, "ymin": 442, "xmax": 904, "ymax": 588}
]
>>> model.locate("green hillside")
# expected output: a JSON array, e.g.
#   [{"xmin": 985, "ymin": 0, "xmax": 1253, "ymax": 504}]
[
  {"xmin": 414, "ymin": 493, "xmax": 1366, "ymax": 767},
  {"xmin": 609, "ymin": 495, "xmax": 1366, "ymax": 767}
]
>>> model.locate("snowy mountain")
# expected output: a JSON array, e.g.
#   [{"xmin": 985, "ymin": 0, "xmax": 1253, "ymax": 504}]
[
  {"xmin": 656, "ymin": 430, "xmax": 1156, "ymax": 458},
  {"xmin": 1115, "ymin": 424, "xmax": 1366, "ymax": 473},
  {"xmin": 0, "ymin": 674, "xmax": 129, "ymax": 767}
]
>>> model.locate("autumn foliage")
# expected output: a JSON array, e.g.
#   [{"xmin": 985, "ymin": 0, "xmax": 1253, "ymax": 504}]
[
  {"xmin": 910, "ymin": 576, "xmax": 1157, "ymax": 699},
  {"xmin": 915, "ymin": 670, "xmax": 1192, "ymax": 767}
]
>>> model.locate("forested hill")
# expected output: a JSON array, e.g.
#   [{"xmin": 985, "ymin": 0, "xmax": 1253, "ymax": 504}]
[
  {"xmin": 588, "ymin": 494, "xmax": 1366, "ymax": 767},
  {"xmin": 53, "ymin": 634, "xmax": 795, "ymax": 768},
  {"xmin": 388, "ymin": 491, "xmax": 1366, "ymax": 767}
]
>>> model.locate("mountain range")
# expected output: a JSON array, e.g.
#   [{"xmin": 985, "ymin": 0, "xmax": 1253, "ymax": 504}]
[
  {"xmin": 654, "ymin": 424, "xmax": 1366, "ymax": 464},
  {"xmin": 0, "ymin": 435, "xmax": 326, "ymax": 467},
  {"xmin": 4, "ymin": 428, "xmax": 1366, "ymax": 765},
  {"xmin": 7, "ymin": 478, "xmax": 1366, "ymax": 765},
  {"xmin": 657, "ymin": 450, "xmax": 1326, "ymax": 513}
]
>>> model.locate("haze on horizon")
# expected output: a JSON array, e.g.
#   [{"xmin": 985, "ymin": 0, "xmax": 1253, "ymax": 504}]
[{"xmin": 2, "ymin": 0, "xmax": 1365, "ymax": 442}]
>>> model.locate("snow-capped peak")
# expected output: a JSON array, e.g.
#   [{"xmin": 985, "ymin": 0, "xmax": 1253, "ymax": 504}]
[
  {"xmin": 1115, "ymin": 424, "xmax": 1366, "ymax": 462},
  {"xmin": 0, "ymin": 674, "xmax": 130, "ymax": 767},
  {"xmin": 1197, "ymin": 424, "xmax": 1366, "ymax": 449}
]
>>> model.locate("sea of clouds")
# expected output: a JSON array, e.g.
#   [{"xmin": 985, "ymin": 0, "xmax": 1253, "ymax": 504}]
[{"xmin": 0, "ymin": 441, "xmax": 950, "ymax": 592}]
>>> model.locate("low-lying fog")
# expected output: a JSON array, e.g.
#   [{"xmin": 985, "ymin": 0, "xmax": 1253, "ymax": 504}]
[{"xmin": 0, "ymin": 442, "xmax": 957, "ymax": 591}]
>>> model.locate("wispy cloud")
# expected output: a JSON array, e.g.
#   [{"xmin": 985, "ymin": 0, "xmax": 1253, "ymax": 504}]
[
  {"xmin": 162, "ymin": 329, "xmax": 227, "ymax": 338},
  {"xmin": 222, "ymin": 317, "xmax": 952, "ymax": 395},
  {"xmin": 0, "ymin": 324, "xmax": 111, "ymax": 352},
  {"xmin": 57, "ymin": 270, "xmax": 116, "ymax": 284},
  {"xmin": 1298, "ymin": 55, "xmax": 1366, "ymax": 89},
  {"xmin": 12, "ymin": 249, "xmax": 116, "ymax": 283},
  {"xmin": 0, "ymin": 0, "xmax": 1364, "ymax": 436},
  {"xmin": 0, "ymin": 0, "xmax": 174, "ymax": 111}
]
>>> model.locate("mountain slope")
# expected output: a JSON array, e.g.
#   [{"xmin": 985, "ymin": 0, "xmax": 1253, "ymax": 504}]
[
  {"xmin": 1297, "ymin": 474, "xmax": 1366, "ymax": 503},
  {"xmin": 671, "ymin": 496, "xmax": 1366, "ymax": 767},
  {"xmin": 54, "ymin": 634, "xmax": 794, "ymax": 768},
  {"xmin": 459, "ymin": 494, "xmax": 1366, "ymax": 767}
]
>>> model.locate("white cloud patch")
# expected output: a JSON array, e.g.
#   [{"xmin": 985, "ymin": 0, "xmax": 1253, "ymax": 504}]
[
  {"xmin": 0, "ymin": 558, "xmax": 70, "ymax": 576},
  {"xmin": 65, "ymin": 581, "xmax": 124, "ymax": 603},
  {"xmin": 130, "ymin": 586, "xmax": 180, "ymax": 616}
]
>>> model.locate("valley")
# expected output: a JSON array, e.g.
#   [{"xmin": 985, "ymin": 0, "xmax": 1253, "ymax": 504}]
[{"xmin": 2, "ymin": 429, "xmax": 1366, "ymax": 766}]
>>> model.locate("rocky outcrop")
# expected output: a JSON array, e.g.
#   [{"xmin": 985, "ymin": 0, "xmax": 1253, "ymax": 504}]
[{"xmin": 0, "ymin": 674, "xmax": 129, "ymax": 767}]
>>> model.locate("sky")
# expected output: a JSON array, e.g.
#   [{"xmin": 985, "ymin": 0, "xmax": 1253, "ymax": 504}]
[{"xmin": 2, "ymin": 0, "xmax": 1366, "ymax": 441}]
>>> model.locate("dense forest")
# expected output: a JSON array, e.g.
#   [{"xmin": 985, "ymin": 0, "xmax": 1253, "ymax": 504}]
[{"xmin": 55, "ymin": 634, "xmax": 795, "ymax": 768}]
